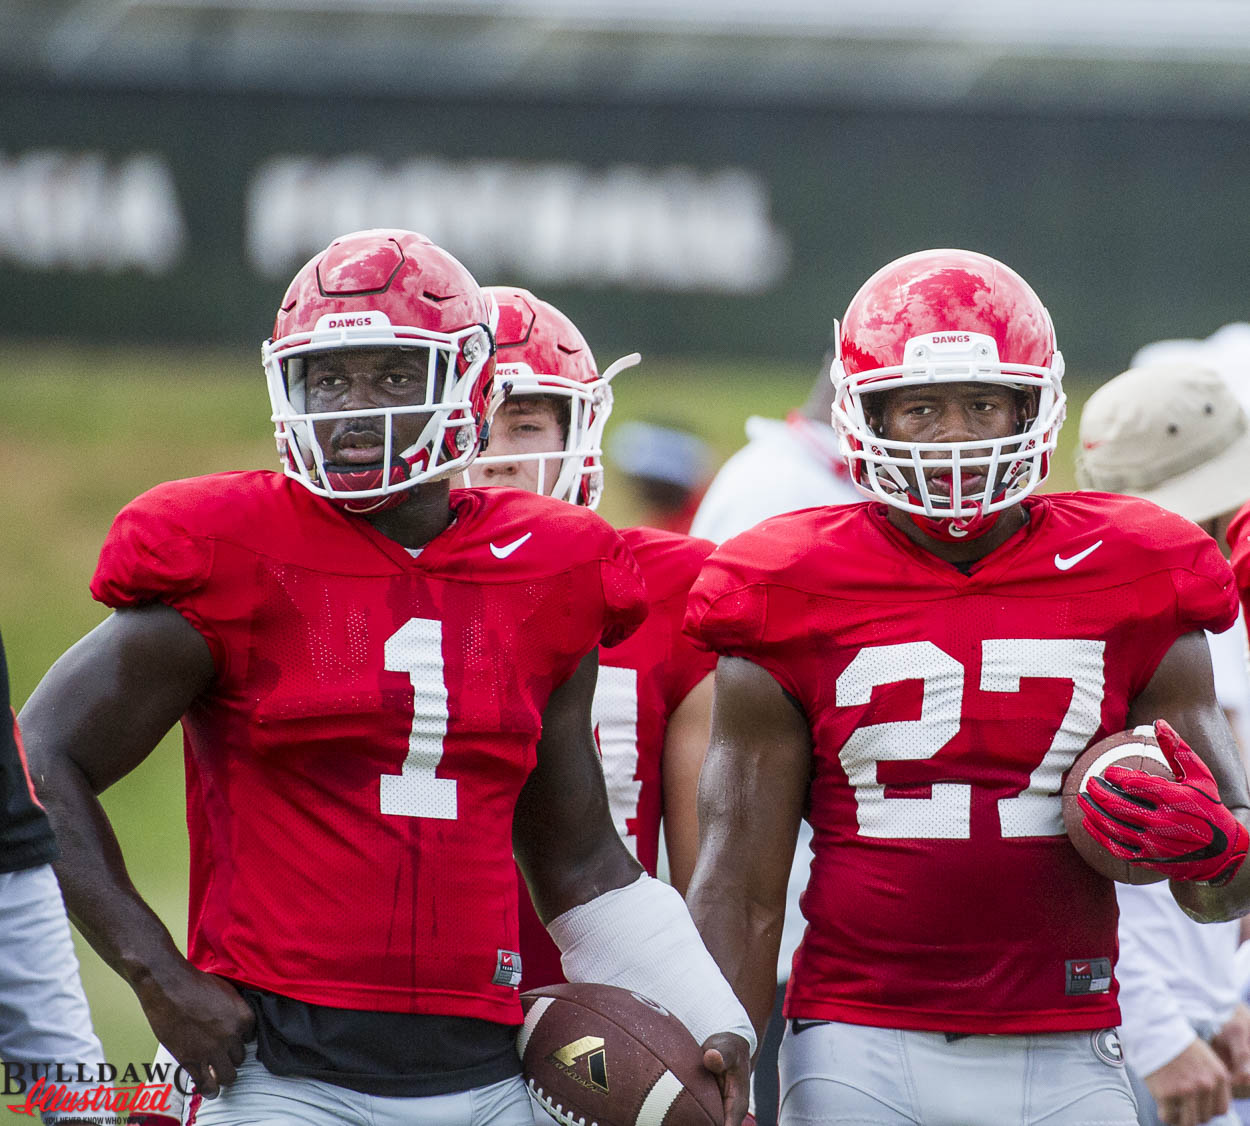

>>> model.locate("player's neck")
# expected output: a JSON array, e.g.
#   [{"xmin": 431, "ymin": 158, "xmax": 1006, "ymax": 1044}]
[
  {"xmin": 885, "ymin": 504, "xmax": 1029, "ymax": 566},
  {"xmin": 360, "ymin": 480, "xmax": 454, "ymax": 549}
]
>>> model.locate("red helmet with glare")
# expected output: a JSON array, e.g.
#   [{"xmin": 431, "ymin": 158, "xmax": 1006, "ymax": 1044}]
[
  {"xmin": 830, "ymin": 248, "xmax": 1066, "ymax": 540},
  {"xmin": 467, "ymin": 286, "xmax": 639, "ymax": 508},
  {"xmin": 263, "ymin": 229, "xmax": 497, "ymax": 513}
]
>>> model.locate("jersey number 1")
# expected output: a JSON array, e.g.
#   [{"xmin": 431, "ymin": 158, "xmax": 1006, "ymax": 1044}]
[{"xmin": 379, "ymin": 618, "xmax": 457, "ymax": 820}]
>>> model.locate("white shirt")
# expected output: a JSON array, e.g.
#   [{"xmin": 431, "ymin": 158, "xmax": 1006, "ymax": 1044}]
[
  {"xmin": 1116, "ymin": 883, "xmax": 1241, "ymax": 1077},
  {"xmin": 1115, "ymin": 614, "xmax": 1250, "ymax": 1078},
  {"xmin": 690, "ymin": 416, "xmax": 861, "ymax": 543},
  {"xmin": 690, "ymin": 414, "xmax": 861, "ymax": 981}
]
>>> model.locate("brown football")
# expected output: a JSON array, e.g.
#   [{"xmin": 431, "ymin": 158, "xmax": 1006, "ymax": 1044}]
[
  {"xmin": 518, "ymin": 982, "xmax": 722, "ymax": 1126},
  {"xmin": 1062, "ymin": 728, "xmax": 1176, "ymax": 885}
]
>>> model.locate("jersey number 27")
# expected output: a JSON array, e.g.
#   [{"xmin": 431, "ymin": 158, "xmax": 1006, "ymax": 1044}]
[{"xmin": 837, "ymin": 638, "xmax": 1106, "ymax": 840}]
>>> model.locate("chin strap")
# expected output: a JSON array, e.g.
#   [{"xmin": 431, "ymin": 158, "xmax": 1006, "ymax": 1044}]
[
  {"xmin": 907, "ymin": 502, "xmax": 1001, "ymax": 543},
  {"xmin": 323, "ymin": 458, "xmax": 413, "ymax": 514}
]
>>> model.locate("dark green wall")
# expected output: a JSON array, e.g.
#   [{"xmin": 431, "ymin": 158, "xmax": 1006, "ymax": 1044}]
[{"xmin": 2, "ymin": 80, "xmax": 1248, "ymax": 376}]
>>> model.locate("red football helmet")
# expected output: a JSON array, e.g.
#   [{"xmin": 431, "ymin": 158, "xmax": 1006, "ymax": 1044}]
[
  {"xmin": 262, "ymin": 229, "xmax": 497, "ymax": 513},
  {"xmin": 465, "ymin": 286, "xmax": 639, "ymax": 508},
  {"xmin": 830, "ymin": 248, "xmax": 1066, "ymax": 540}
]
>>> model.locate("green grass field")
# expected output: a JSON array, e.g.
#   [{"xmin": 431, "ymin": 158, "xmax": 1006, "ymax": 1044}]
[{"xmin": 0, "ymin": 343, "xmax": 1094, "ymax": 1120}]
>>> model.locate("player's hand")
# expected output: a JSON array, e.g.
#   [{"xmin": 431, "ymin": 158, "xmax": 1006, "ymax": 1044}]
[
  {"xmin": 701, "ymin": 1032, "xmax": 751, "ymax": 1126},
  {"xmin": 134, "ymin": 959, "xmax": 254, "ymax": 1099},
  {"xmin": 1145, "ymin": 1037, "xmax": 1231, "ymax": 1126},
  {"xmin": 1078, "ymin": 720, "xmax": 1249, "ymax": 885},
  {"xmin": 1212, "ymin": 1003, "xmax": 1250, "ymax": 1098}
]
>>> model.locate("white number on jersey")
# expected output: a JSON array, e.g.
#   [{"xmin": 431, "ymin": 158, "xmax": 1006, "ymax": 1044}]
[
  {"xmin": 592, "ymin": 664, "xmax": 643, "ymax": 858},
  {"xmin": 379, "ymin": 618, "xmax": 457, "ymax": 820},
  {"xmin": 835, "ymin": 639, "xmax": 1106, "ymax": 840}
]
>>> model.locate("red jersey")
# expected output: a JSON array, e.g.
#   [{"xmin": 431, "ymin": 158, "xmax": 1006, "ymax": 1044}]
[
  {"xmin": 685, "ymin": 493, "xmax": 1236, "ymax": 1034},
  {"xmin": 91, "ymin": 472, "xmax": 646, "ymax": 1021},
  {"xmin": 1227, "ymin": 500, "xmax": 1250, "ymax": 650},
  {"xmin": 516, "ymin": 527, "xmax": 717, "ymax": 989}
]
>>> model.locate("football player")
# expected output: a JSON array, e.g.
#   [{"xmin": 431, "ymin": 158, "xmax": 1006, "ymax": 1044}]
[
  {"xmin": 463, "ymin": 286, "xmax": 717, "ymax": 988},
  {"xmin": 683, "ymin": 248, "xmax": 1250, "ymax": 1126},
  {"xmin": 19, "ymin": 230, "xmax": 754, "ymax": 1126}
]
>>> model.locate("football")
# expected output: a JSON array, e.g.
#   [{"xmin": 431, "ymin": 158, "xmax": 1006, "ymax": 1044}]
[
  {"xmin": 518, "ymin": 982, "xmax": 722, "ymax": 1126},
  {"xmin": 1062, "ymin": 727, "xmax": 1176, "ymax": 884}
]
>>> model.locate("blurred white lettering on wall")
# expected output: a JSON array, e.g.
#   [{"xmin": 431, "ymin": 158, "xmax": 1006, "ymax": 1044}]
[
  {"xmin": 247, "ymin": 156, "xmax": 790, "ymax": 293},
  {"xmin": 0, "ymin": 151, "xmax": 186, "ymax": 273}
]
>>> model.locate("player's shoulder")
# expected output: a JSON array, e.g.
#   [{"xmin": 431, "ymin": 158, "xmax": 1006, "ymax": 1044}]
[
  {"xmin": 618, "ymin": 526, "xmax": 715, "ymax": 599},
  {"xmin": 112, "ymin": 470, "xmax": 339, "ymax": 552},
  {"xmin": 689, "ymin": 503, "xmax": 874, "ymax": 627},
  {"xmin": 1038, "ymin": 492, "xmax": 1219, "ymax": 567},
  {"xmin": 711, "ymin": 503, "xmax": 874, "ymax": 578},
  {"xmin": 450, "ymin": 488, "xmax": 635, "ymax": 574},
  {"xmin": 121, "ymin": 469, "xmax": 297, "ymax": 526}
]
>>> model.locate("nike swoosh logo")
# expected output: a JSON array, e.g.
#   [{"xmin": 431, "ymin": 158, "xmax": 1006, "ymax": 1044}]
[
  {"xmin": 490, "ymin": 532, "xmax": 533, "ymax": 559},
  {"xmin": 1054, "ymin": 540, "xmax": 1104, "ymax": 571},
  {"xmin": 790, "ymin": 1019, "xmax": 830, "ymax": 1035}
]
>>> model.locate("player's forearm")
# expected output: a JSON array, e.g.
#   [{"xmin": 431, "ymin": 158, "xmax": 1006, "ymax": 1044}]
[
  {"xmin": 37, "ymin": 758, "xmax": 183, "ymax": 990},
  {"xmin": 686, "ymin": 870, "xmax": 783, "ymax": 1042}
]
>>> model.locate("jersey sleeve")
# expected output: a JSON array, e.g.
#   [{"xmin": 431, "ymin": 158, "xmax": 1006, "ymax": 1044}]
[
  {"xmin": 89, "ymin": 485, "xmax": 226, "ymax": 666},
  {"xmin": 597, "ymin": 532, "xmax": 648, "ymax": 650},
  {"xmin": 1228, "ymin": 501, "xmax": 1250, "ymax": 652},
  {"xmin": 685, "ymin": 554, "xmax": 808, "ymax": 705},
  {"xmin": 662, "ymin": 600, "xmax": 718, "ymax": 712},
  {"xmin": 684, "ymin": 558, "xmax": 766, "ymax": 657},
  {"xmin": 1169, "ymin": 518, "xmax": 1238, "ymax": 637}
]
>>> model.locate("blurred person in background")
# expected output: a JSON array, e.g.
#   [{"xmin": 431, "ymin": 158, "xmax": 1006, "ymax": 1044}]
[
  {"xmin": 690, "ymin": 336, "xmax": 860, "ymax": 543},
  {"xmin": 0, "ymin": 627, "xmax": 102, "ymax": 1126},
  {"xmin": 686, "ymin": 248, "xmax": 1250, "ymax": 1126},
  {"xmin": 1077, "ymin": 360, "xmax": 1250, "ymax": 1126},
  {"xmin": 464, "ymin": 285, "xmax": 717, "ymax": 988},
  {"xmin": 606, "ymin": 420, "xmax": 714, "ymax": 534},
  {"xmin": 17, "ymin": 230, "xmax": 754, "ymax": 1126},
  {"xmin": 688, "ymin": 336, "xmax": 862, "ymax": 1126},
  {"xmin": 1131, "ymin": 325, "xmax": 1250, "ymax": 415}
]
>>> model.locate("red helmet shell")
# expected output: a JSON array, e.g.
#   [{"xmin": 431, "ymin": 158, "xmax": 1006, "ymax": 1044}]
[
  {"xmin": 476, "ymin": 286, "xmax": 614, "ymax": 507},
  {"xmin": 264, "ymin": 229, "xmax": 497, "ymax": 510},
  {"xmin": 839, "ymin": 248, "xmax": 1056, "ymax": 380},
  {"xmin": 274, "ymin": 229, "xmax": 493, "ymax": 345},
  {"xmin": 490, "ymin": 286, "xmax": 600, "ymax": 386}
]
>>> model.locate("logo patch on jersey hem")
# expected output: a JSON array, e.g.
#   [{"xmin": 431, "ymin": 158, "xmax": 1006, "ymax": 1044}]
[
  {"xmin": 493, "ymin": 949, "xmax": 523, "ymax": 988},
  {"xmin": 791, "ymin": 1019, "xmax": 830, "ymax": 1035},
  {"xmin": 1091, "ymin": 1028, "xmax": 1124, "ymax": 1066},
  {"xmin": 1065, "ymin": 957, "xmax": 1112, "ymax": 995}
]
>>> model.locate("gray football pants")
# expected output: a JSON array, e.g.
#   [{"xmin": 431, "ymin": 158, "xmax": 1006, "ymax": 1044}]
[
  {"xmin": 190, "ymin": 1043, "xmax": 535, "ymax": 1126},
  {"xmin": 779, "ymin": 1019, "xmax": 1139, "ymax": 1126}
]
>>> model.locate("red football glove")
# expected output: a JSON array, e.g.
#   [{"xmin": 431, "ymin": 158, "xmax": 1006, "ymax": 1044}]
[{"xmin": 1078, "ymin": 720, "xmax": 1249, "ymax": 886}]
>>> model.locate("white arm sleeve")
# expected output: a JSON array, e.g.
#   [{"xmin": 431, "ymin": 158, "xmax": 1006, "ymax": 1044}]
[{"xmin": 547, "ymin": 873, "xmax": 758, "ymax": 1056}]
